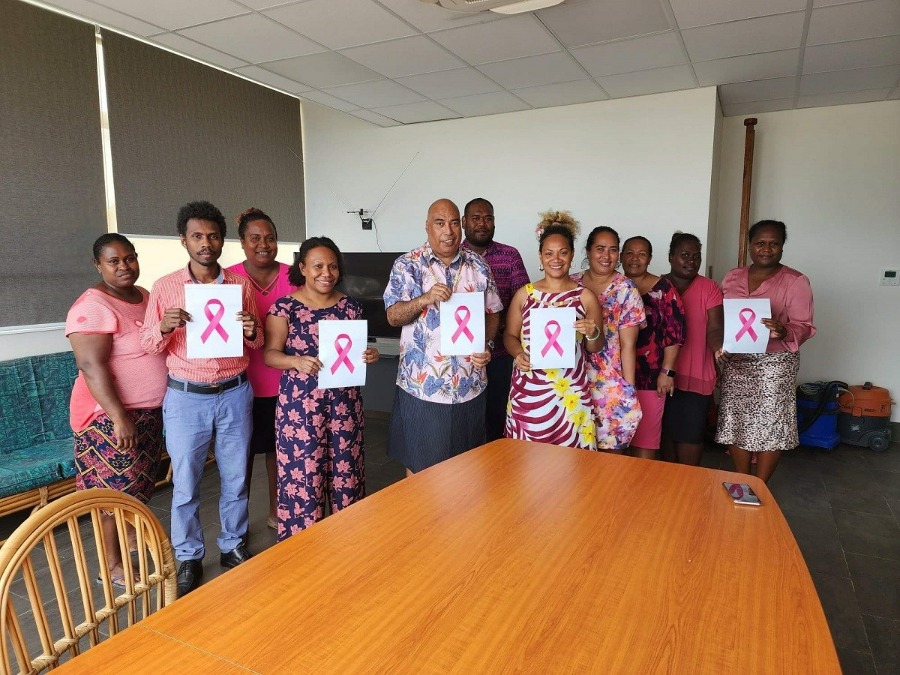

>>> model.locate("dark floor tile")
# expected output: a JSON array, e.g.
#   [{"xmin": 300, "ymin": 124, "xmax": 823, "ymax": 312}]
[
  {"xmin": 811, "ymin": 573, "xmax": 870, "ymax": 651},
  {"xmin": 820, "ymin": 463, "xmax": 877, "ymax": 491},
  {"xmin": 826, "ymin": 485, "xmax": 893, "ymax": 516},
  {"xmin": 864, "ymin": 447, "xmax": 900, "ymax": 473},
  {"xmin": 833, "ymin": 508, "xmax": 900, "ymax": 561},
  {"xmin": 797, "ymin": 534, "xmax": 850, "ymax": 578},
  {"xmin": 784, "ymin": 507, "xmax": 840, "ymax": 544},
  {"xmin": 838, "ymin": 648, "xmax": 877, "ymax": 675},
  {"xmin": 847, "ymin": 553, "xmax": 900, "ymax": 620},
  {"xmin": 862, "ymin": 614, "xmax": 900, "ymax": 675},
  {"xmin": 770, "ymin": 479, "xmax": 832, "ymax": 514},
  {"xmin": 889, "ymin": 500, "xmax": 900, "ymax": 522},
  {"xmin": 871, "ymin": 471, "xmax": 900, "ymax": 500},
  {"xmin": 818, "ymin": 446, "xmax": 870, "ymax": 466}
]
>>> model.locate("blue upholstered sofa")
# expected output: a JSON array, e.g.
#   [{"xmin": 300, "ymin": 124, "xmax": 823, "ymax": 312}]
[{"xmin": 0, "ymin": 352, "xmax": 79, "ymax": 517}]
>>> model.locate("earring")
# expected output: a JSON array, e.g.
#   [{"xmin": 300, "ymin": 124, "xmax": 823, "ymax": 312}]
[{"xmin": 539, "ymin": 264, "xmax": 544, "ymax": 272}]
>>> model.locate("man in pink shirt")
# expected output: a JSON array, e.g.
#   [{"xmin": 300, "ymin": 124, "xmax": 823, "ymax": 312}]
[{"xmin": 140, "ymin": 201, "xmax": 263, "ymax": 597}]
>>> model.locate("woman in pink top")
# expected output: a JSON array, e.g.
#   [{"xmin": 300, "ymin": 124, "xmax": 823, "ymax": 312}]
[
  {"xmin": 715, "ymin": 220, "xmax": 816, "ymax": 483},
  {"xmin": 227, "ymin": 208, "xmax": 295, "ymax": 529},
  {"xmin": 660, "ymin": 233, "xmax": 724, "ymax": 466},
  {"xmin": 66, "ymin": 234, "xmax": 168, "ymax": 587}
]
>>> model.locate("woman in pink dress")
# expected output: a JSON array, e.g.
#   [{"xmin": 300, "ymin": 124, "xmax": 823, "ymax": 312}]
[
  {"xmin": 504, "ymin": 220, "xmax": 603, "ymax": 450},
  {"xmin": 571, "ymin": 224, "xmax": 645, "ymax": 452},
  {"xmin": 715, "ymin": 220, "xmax": 816, "ymax": 483},
  {"xmin": 66, "ymin": 234, "xmax": 168, "ymax": 587},
  {"xmin": 659, "ymin": 233, "xmax": 723, "ymax": 466},
  {"xmin": 227, "ymin": 207, "xmax": 295, "ymax": 529}
]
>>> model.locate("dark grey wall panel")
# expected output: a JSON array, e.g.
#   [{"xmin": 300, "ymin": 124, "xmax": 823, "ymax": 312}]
[
  {"xmin": 102, "ymin": 31, "xmax": 305, "ymax": 241},
  {"xmin": 0, "ymin": 0, "xmax": 106, "ymax": 326}
]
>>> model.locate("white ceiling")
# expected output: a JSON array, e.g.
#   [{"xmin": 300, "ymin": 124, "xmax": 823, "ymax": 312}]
[{"xmin": 28, "ymin": 0, "xmax": 900, "ymax": 125}]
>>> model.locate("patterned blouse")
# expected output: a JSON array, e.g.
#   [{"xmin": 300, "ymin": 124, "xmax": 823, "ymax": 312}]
[
  {"xmin": 383, "ymin": 243, "xmax": 503, "ymax": 405},
  {"xmin": 635, "ymin": 278, "xmax": 685, "ymax": 390}
]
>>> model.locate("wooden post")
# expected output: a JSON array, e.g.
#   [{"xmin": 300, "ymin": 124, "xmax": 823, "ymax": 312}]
[{"xmin": 738, "ymin": 118, "xmax": 757, "ymax": 267}]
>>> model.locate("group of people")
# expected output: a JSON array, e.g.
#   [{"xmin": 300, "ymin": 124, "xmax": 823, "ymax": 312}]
[{"xmin": 65, "ymin": 197, "xmax": 815, "ymax": 598}]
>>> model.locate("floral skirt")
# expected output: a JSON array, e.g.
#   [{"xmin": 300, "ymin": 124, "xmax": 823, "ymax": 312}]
[
  {"xmin": 715, "ymin": 351, "xmax": 800, "ymax": 452},
  {"xmin": 73, "ymin": 408, "xmax": 163, "ymax": 503}
]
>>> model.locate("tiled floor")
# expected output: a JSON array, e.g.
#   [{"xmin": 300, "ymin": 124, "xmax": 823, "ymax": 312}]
[{"xmin": 2, "ymin": 419, "xmax": 898, "ymax": 674}]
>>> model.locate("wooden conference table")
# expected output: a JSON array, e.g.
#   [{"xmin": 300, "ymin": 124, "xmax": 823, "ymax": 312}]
[{"xmin": 57, "ymin": 440, "xmax": 839, "ymax": 673}]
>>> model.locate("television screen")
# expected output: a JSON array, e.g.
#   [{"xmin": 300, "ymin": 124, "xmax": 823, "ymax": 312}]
[{"xmin": 337, "ymin": 252, "xmax": 404, "ymax": 340}]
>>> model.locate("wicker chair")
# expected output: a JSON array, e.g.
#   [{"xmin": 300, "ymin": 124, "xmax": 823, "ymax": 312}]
[{"xmin": 0, "ymin": 489, "xmax": 177, "ymax": 674}]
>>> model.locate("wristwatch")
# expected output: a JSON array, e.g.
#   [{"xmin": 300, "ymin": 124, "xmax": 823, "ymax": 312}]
[
  {"xmin": 487, "ymin": 340, "xmax": 496, "ymax": 350},
  {"xmin": 661, "ymin": 368, "xmax": 676, "ymax": 377}
]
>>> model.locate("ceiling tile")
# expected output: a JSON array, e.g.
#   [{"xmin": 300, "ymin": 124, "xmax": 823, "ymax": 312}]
[
  {"xmin": 375, "ymin": 0, "xmax": 500, "ymax": 33},
  {"xmin": 340, "ymin": 36, "xmax": 465, "ymax": 78},
  {"xmin": 813, "ymin": 0, "xmax": 862, "ymax": 6},
  {"xmin": 396, "ymin": 68, "xmax": 502, "ymax": 99},
  {"xmin": 265, "ymin": 0, "xmax": 415, "ymax": 50},
  {"xmin": 694, "ymin": 49, "xmax": 799, "ymax": 86},
  {"xmin": 430, "ymin": 15, "xmax": 560, "ymax": 65},
  {"xmin": 512, "ymin": 79, "xmax": 609, "ymax": 107},
  {"xmin": 570, "ymin": 32, "xmax": 687, "ymax": 78},
  {"xmin": 370, "ymin": 101, "xmax": 461, "ymax": 124},
  {"xmin": 179, "ymin": 14, "xmax": 324, "ymax": 63},
  {"xmin": 477, "ymin": 52, "xmax": 586, "ymax": 90},
  {"xmin": 346, "ymin": 109, "xmax": 402, "ymax": 127},
  {"xmin": 536, "ymin": 0, "xmax": 671, "ymax": 48},
  {"xmin": 151, "ymin": 33, "xmax": 247, "ymax": 69},
  {"xmin": 889, "ymin": 88, "xmax": 900, "ymax": 98},
  {"xmin": 718, "ymin": 77, "xmax": 797, "ymax": 104},
  {"xmin": 721, "ymin": 98, "xmax": 794, "ymax": 116},
  {"xmin": 800, "ymin": 64, "xmax": 900, "ymax": 94},
  {"xmin": 798, "ymin": 88, "xmax": 893, "ymax": 107},
  {"xmin": 94, "ymin": 0, "xmax": 248, "ymax": 31},
  {"xmin": 234, "ymin": 65, "xmax": 312, "ymax": 93},
  {"xmin": 262, "ymin": 51, "xmax": 382, "ymax": 88},
  {"xmin": 807, "ymin": 0, "xmax": 900, "ymax": 45},
  {"xmin": 804, "ymin": 36, "xmax": 900, "ymax": 74},
  {"xmin": 439, "ymin": 91, "xmax": 530, "ymax": 116},
  {"xmin": 681, "ymin": 12, "xmax": 805, "ymax": 62},
  {"xmin": 596, "ymin": 64, "xmax": 697, "ymax": 98},
  {"xmin": 324, "ymin": 80, "xmax": 425, "ymax": 107},
  {"xmin": 236, "ymin": 0, "xmax": 296, "ymax": 8},
  {"xmin": 669, "ymin": 0, "xmax": 806, "ymax": 29},
  {"xmin": 47, "ymin": 0, "xmax": 165, "ymax": 35},
  {"xmin": 299, "ymin": 90, "xmax": 361, "ymax": 112}
]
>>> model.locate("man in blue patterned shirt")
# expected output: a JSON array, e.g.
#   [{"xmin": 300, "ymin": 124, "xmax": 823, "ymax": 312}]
[{"xmin": 383, "ymin": 199, "xmax": 502, "ymax": 475}]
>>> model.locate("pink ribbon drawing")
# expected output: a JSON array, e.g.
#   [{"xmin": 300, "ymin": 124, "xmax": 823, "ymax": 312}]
[
  {"xmin": 735, "ymin": 308, "xmax": 759, "ymax": 342},
  {"xmin": 541, "ymin": 320, "xmax": 564, "ymax": 357},
  {"xmin": 451, "ymin": 306, "xmax": 474, "ymax": 343},
  {"xmin": 200, "ymin": 299, "xmax": 228, "ymax": 343},
  {"xmin": 727, "ymin": 483, "xmax": 745, "ymax": 499},
  {"xmin": 330, "ymin": 334, "xmax": 355, "ymax": 374}
]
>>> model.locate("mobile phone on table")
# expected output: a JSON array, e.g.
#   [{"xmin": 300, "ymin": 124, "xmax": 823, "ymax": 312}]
[{"xmin": 723, "ymin": 482, "xmax": 762, "ymax": 506}]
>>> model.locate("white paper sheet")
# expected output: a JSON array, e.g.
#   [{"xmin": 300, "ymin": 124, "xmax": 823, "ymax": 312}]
[
  {"xmin": 723, "ymin": 298, "xmax": 772, "ymax": 354},
  {"xmin": 440, "ymin": 292, "xmax": 485, "ymax": 356},
  {"xmin": 185, "ymin": 284, "xmax": 244, "ymax": 359},
  {"xmin": 317, "ymin": 319, "xmax": 368, "ymax": 389},
  {"xmin": 529, "ymin": 307, "xmax": 577, "ymax": 369}
]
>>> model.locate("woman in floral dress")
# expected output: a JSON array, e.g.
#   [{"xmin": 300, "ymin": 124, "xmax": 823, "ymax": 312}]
[
  {"xmin": 264, "ymin": 237, "xmax": 379, "ymax": 541},
  {"xmin": 572, "ymin": 225, "xmax": 646, "ymax": 452},
  {"xmin": 504, "ymin": 218, "xmax": 603, "ymax": 450}
]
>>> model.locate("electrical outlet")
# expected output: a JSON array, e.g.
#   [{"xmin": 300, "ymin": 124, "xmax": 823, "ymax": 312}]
[{"xmin": 881, "ymin": 269, "xmax": 899, "ymax": 287}]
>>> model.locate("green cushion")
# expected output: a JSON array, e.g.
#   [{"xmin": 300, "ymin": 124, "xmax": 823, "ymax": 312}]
[
  {"xmin": 0, "ymin": 438, "xmax": 74, "ymax": 498},
  {"xmin": 29, "ymin": 352, "xmax": 79, "ymax": 440}
]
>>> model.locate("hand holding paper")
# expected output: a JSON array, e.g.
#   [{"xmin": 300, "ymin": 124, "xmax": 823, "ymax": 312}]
[
  {"xmin": 723, "ymin": 298, "xmax": 771, "ymax": 354},
  {"xmin": 530, "ymin": 307, "xmax": 577, "ymax": 369},
  {"xmin": 185, "ymin": 284, "xmax": 244, "ymax": 359},
  {"xmin": 317, "ymin": 320, "xmax": 369, "ymax": 389},
  {"xmin": 440, "ymin": 292, "xmax": 485, "ymax": 356}
]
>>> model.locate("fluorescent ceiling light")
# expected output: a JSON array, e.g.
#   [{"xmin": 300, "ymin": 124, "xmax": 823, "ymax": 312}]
[{"xmin": 490, "ymin": 0, "xmax": 564, "ymax": 14}]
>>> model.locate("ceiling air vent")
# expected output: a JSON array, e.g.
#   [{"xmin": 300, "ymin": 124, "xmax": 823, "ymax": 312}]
[{"xmin": 419, "ymin": 0, "xmax": 564, "ymax": 15}]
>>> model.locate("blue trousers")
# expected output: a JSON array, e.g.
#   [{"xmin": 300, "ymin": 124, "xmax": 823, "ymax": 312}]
[{"xmin": 162, "ymin": 379, "xmax": 252, "ymax": 560}]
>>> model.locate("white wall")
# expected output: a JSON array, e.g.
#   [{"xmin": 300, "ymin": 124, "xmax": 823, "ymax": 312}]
[
  {"xmin": 712, "ymin": 101, "xmax": 900, "ymax": 420},
  {"xmin": 303, "ymin": 87, "xmax": 721, "ymax": 280}
]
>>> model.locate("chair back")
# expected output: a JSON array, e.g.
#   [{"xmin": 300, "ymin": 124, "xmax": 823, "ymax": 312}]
[{"xmin": 0, "ymin": 489, "xmax": 176, "ymax": 674}]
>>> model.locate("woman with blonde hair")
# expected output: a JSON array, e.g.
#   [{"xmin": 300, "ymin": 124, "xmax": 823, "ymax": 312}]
[{"xmin": 504, "ymin": 214, "xmax": 603, "ymax": 450}]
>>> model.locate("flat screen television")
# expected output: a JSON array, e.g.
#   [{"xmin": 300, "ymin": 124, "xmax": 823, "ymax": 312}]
[{"xmin": 336, "ymin": 252, "xmax": 404, "ymax": 340}]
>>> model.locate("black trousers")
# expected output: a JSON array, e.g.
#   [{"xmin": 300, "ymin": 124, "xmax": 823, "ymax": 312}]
[{"xmin": 485, "ymin": 354, "xmax": 514, "ymax": 442}]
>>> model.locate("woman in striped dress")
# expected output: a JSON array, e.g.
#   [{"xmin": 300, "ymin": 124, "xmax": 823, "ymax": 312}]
[{"xmin": 504, "ymin": 220, "xmax": 604, "ymax": 450}]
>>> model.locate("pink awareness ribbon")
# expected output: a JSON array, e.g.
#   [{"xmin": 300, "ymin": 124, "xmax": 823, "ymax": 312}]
[
  {"xmin": 727, "ymin": 483, "xmax": 745, "ymax": 499},
  {"xmin": 541, "ymin": 320, "xmax": 564, "ymax": 357},
  {"xmin": 735, "ymin": 308, "xmax": 759, "ymax": 342},
  {"xmin": 200, "ymin": 299, "xmax": 228, "ymax": 343},
  {"xmin": 330, "ymin": 334, "xmax": 355, "ymax": 374},
  {"xmin": 451, "ymin": 306, "xmax": 474, "ymax": 343}
]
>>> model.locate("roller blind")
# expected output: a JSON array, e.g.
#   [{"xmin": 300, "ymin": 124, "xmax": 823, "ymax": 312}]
[
  {"xmin": 102, "ymin": 30, "xmax": 305, "ymax": 241},
  {"xmin": 0, "ymin": 0, "xmax": 106, "ymax": 326}
]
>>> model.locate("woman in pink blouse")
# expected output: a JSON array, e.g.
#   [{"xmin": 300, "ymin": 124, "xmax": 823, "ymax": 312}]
[
  {"xmin": 67, "ymin": 234, "xmax": 168, "ymax": 587},
  {"xmin": 715, "ymin": 220, "xmax": 815, "ymax": 483},
  {"xmin": 227, "ymin": 208, "xmax": 295, "ymax": 529}
]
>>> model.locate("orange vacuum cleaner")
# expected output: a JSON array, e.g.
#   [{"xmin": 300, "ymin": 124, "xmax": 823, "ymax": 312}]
[{"xmin": 837, "ymin": 382, "xmax": 894, "ymax": 452}]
